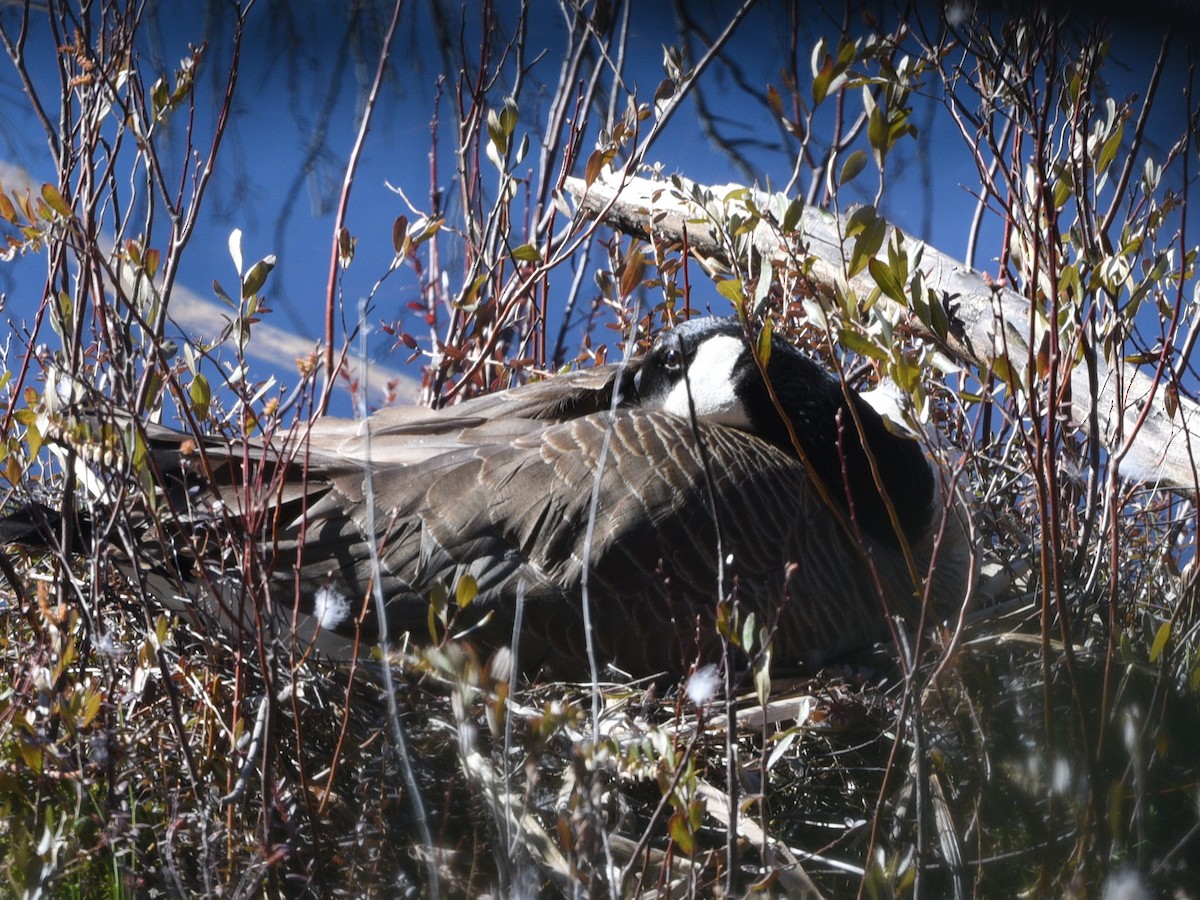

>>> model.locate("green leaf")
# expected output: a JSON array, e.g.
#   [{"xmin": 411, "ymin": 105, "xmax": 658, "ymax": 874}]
[
  {"xmin": 170, "ymin": 66, "xmax": 196, "ymax": 106},
  {"xmin": 189, "ymin": 374, "xmax": 211, "ymax": 420},
  {"xmin": 456, "ymin": 574, "xmax": 479, "ymax": 608},
  {"xmin": 25, "ymin": 420, "xmax": 42, "ymax": 461},
  {"xmin": 411, "ymin": 216, "xmax": 443, "ymax": 246},
  {"xmin": 910, "ymin": 284, "xmax": 930, "ymax": 326},
  {"xmin": 781, "ymin": 197, "xmax": 803, "ymax": 234},
  {"xmin": 1149, "ymin": 620, "xmax": 1171, "ymax": 664},
  {"xmin": 845, "ymin": 204, "xmax": 877, "ymax": 236},
  {"xmin": 868, "ymin": 105, "xmax": 888, "ymax": 161},
  {"xmin": 427, "ymin": 601, "xmax": 440, "ymax": 644},
  {"xmin": 927, "ymin": 288, "xmax": 950, "ymax": 341},
  {"xmin": 715, "ymin": 599, "xmax": 732, "ymax": 640},
  {"xmin": 212, "ymin": 279, "xmax": 235, "ymax": 307},
  {"xmin": 839, "ymin": 149, "xmax": 868, "ymax": 186},
  {"xmin": 668, "ymin": 810, "xmax": 696, "ymax": 855},
  {"xmin": 77, "ymin": 687, "xmax": 102, "ymax": 728},
  {"xmin": 486, "ymin": 109, "xmax": 506, "ymax": 155},
  {"xmin": 51, "ymin": 291, "xmax": 72, "ymax": 338},
  {"xmin": 716, "ymin": 278, "xmax": 744, "ymax": 306},
  {"xmin": 1051, "ymin": 176, "xmax": 1072, "ymax": 210},
  {"xmin": 991, "ymin": 355, "xmax": 1023, "ymax": 394},
  {"xmin": 129, "ymin": 427, "xmax": 148, "ymax": 470},
  {"xmin": 498, "ymin": 98, "xmax": 519, "ymax": 137},
  {"xmin": 754, "ymin": 322, "xmax": 772, "ymax": 370},
  {"xmin": 868, "ymin": 257, "xmax": 906, "ymax": 305},
  {"xmin": 812, "ymin": 56, "xmax": 833, "ymax": 105},
  {"xmin": 838, "ymin": 327, "xmax": 887, "ymax": 360},
  {"xmin": 510, "ymin": 243, "xmax": 542, "ymax": 263},
  {"xmin": 151, "ymin": 76, "xmax": 169, "ymax": 116},
  {"xmin": 241, "ymin": 256, "xmax": 276, "ymax": 299},
  {"xmin": 849, "ymin": 215, "xmax": 886, "ymax": 279},
  {"xmin": 1096, "ymin": 122, "xmax": 1123, "ymax": 176},
  {"xmin": 18, "ymin": 738, "xmax": 43, "ymax": 774},
  {"xmin": 41, "ymin": 183, "xmax": 72, "ymax": 218},
  {"xmin": 754, "ymin": 645, "xmax": 771, "ymax": 706},
  {"xmin": 741, "ymin": 611, "xmax": 758, "ymax": 653}
]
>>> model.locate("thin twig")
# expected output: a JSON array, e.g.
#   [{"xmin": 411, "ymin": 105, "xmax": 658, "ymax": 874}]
[
  {"xmin": 355, "ymin": 298, "xmax": 439, "ymax": 896},
  {"xmin": 321, "ymin": 0, "xmax": 406, "ymax": 413}
]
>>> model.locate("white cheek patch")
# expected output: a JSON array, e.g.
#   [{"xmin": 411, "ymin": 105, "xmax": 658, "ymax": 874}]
[
  {"xmin": 313, "ymin": 584, "xmax": 352, "ymax": 631},
  {"xmin": 660, "ymin": 334, "xmax": 752, "ymax": 428}
]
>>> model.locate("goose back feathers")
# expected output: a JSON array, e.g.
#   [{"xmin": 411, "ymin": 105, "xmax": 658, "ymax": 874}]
[{"xmin": 11, "ymin": 317, "xmax": 972, "ymax": 679}]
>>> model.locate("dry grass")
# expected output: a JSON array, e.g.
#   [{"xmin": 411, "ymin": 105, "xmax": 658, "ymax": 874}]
[{"xmin": 4, "ymin": 525, "xmax": 1198, "ymax": 897}]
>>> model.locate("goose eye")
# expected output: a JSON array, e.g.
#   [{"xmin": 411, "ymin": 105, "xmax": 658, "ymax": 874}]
[{"xmin": 663, "ymin": 347, "xmax": 683, "ymax": 372}]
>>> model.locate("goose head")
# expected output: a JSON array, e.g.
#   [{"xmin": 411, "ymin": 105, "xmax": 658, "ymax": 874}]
[{"xmin": 634, "ymin": 317, "xmax": 935, "ymax": 547}]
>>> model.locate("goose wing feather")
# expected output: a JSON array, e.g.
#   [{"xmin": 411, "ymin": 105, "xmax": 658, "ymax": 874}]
[
  {"xmin": 270, "ymin": 407, "xmax": 926, "ymax": 676},
  {"xmin": 306, "ymin": 363, "xmax": 636, "ymax": 465}
]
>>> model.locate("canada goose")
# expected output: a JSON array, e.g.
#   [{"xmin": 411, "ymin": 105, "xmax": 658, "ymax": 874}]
[{"xmin": 3, "ymin": 317, "xmax": 971, "ymax": 679}]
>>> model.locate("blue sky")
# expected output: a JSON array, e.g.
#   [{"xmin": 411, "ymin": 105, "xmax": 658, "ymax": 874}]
[{"xmin": 0, "ymin": 2, "xmax": 1194, "ymax": 414}]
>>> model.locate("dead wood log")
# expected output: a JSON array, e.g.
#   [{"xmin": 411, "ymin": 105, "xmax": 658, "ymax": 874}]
[{"xmin": 564, "ymin": 170, "xmax": 1199, "ymax": 492}]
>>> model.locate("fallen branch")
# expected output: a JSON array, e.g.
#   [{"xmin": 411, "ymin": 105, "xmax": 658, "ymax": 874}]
[{"xmin": 565, "ymin": 170, "xmax": 1199, "ymax": 491}]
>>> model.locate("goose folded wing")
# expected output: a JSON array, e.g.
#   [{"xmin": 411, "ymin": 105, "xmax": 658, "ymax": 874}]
[{"xmin": 268, "ymin": 406, "xmax": 905, "ymax": 676}]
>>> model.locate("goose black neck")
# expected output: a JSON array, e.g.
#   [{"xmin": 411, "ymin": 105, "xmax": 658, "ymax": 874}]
[{"xmin": 746, "ymin": 353, "xmax": 934, "ymax": 546}]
